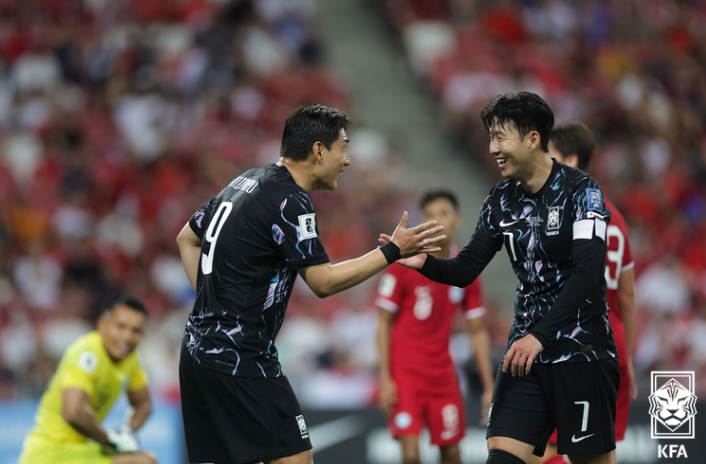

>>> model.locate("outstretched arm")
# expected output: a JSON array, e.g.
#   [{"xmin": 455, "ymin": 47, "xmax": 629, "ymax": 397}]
[
  {"xmin": 299, "ymin": 212, "xmax": 445, "ymax": 298},
  {"xmin": 418, "ymin": 234, "xmax": 501, "ymax": 287}
]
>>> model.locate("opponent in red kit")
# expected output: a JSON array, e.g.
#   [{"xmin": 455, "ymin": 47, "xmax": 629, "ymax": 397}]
[
  {"xmin": 533, "ymin": 122, "xmax": 638, "ymax": 464},
  {"xmin": 376, "ymin": 190, "xmax": 495, "ymax": 464}
]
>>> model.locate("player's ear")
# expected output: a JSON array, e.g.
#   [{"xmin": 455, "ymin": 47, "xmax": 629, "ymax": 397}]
[
  {"xmin": 312, "ymin": 141, "xmax": 324, "ymax": 163},
  {"xmin": 529, "ymin": 131, "xmax": 541, "ymax": 151}
]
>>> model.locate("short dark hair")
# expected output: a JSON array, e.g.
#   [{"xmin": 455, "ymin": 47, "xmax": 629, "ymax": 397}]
[
  {"xmin": 549, "ymin": 121, "xmax": 595, "ymax": 171},
  {"xmin": 280, "ymin": 105, "xmax": 352, "ymax": 161},
  {"xmin": 419, "ymin": 189, "xmax": 459, "ymax": 211},
  {"xmin": 480, "ymin": 92, "xmax": 554, "ymax": 152},
  {"xmin": 101, "ymin": 294, "xmax": 148, "ymax": 318}
]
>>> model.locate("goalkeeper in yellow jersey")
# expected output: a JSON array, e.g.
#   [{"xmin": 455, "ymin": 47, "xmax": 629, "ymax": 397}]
[{"xmin": 18, "ymin": 295, "xmax": 157, "ymax": 464}]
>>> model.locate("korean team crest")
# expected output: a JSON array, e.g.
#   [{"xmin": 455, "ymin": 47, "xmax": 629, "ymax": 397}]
[
  {"xmin": 649, "ymin": 371, "xmax": 697, "ymax": 439},
  {"xmin": 547, "ymin": 206, "xmax": 561, "ymax": 232}
]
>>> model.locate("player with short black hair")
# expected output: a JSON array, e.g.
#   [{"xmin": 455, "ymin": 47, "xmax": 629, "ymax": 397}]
[
  {"xmin": 376, "ymin": 189, "xmax": 495, "ymax": 464},
  {"xmin": 176, "ymin": 104, "xmax": 445, "ymax": 464},
  {"xmin": 101, "ymin": 295, "xmax": 149, "ymax": 318},
  {"xmin": 18, "ymin": 295, "xmax": 156, "ymax": 464},
  {"xmin": 531, "ymin": 121, "xmax": 637, "ymax": 464},
  {"xmin": 384, "ymin": 93, "xmax": 618, "ymax": 464}
]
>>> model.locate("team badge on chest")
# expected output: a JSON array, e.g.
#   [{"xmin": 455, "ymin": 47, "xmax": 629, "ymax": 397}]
[{"xmin": 547, "ymin": 206, "xmax": 561, "ymax": 235}]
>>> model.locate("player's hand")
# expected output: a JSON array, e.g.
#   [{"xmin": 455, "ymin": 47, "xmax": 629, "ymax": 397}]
[
  {"xmin": 388, "ymin": 212, "xmax": 445, "ymax": 260},
  {"xmin": 107, "ymin": 425, "xmax": 139, "ymax": 453},
  {"xmin": 479, "ymin": 388, "xmax": 493, "ymax": 426},
  {"xmin": 378, "ymin": 377, "xmax": 398, "ymax": 418},
  {"xmin": 502, "ymin": 334, "xmax": 543, "ymax": 377},
  {"xmin": 628, "ymin": 359, "xmax": 638, "ymax": 400},
  {"xmin": 378, "ymin": 233, "xmax": 429, "ymax": 269}
]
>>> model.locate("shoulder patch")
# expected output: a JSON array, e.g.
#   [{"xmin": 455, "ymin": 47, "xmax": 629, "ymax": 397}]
[
  {"xmin": 585, "ymin": 188, "xmax": 602, "ymax": 212},
  {"xmin": 77, "ymin": 351, "xmax": 98, "ymax": 374},
  {"xmin": 298, "ymin": 213, "xmax": 317, "ymax": 239}
]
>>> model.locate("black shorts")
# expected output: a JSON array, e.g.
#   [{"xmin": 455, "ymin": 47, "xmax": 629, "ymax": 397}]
[
  {"xmin": 179, "ymin": 342, "xmax": 312, "ymax": 464},
  {"xmin": 486, "ymin": 358, "xmax": 619, "ymax": 456}
]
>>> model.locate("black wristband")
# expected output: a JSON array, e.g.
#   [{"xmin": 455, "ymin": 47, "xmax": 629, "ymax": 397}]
[{"xmin": 380, "ymin": 241, "xmax": 401, "ymax": 264}]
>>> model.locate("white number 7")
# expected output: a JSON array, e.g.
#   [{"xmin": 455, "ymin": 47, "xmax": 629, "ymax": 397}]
[
  {"xmin": 201, "ymin": 202, "xmax": 233, "ymax": 275},
  {"xmin": 574, "ymin": 401, "xmax": 590, "ymax": 432}
]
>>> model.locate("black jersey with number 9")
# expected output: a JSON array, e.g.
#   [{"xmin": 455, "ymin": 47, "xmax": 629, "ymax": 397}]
[{"xmin": 185, "ymin": 164, "xmax": 329, "ymax": 377}]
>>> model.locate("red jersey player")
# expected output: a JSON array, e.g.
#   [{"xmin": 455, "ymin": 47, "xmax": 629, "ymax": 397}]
[
  {"xmin": 376, "ymin": 190, "xmax": 495, "ymax": 464},
  {"xmin": 533, "ymin": 121, "xmax": 638, "ymax": 464}
]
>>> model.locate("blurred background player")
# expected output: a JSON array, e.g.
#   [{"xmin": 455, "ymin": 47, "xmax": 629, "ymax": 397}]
[
  {"xmin": 176, "ymin": 105, "xmax": 444, "ymax": 464},
  {"xmin": 376, "ymin": 189, "xmax": 495, "ymax": 464},
  {"xmin": 532, "ymin": 121, "xmax": 638, "ymax": 464},
  {"xmin": 18, "ymin": 295, "xmax": 156, "ymax": 464}
]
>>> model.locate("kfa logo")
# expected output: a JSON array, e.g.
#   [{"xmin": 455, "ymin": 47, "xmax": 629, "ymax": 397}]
[
  {"xmin": 295, "ymin": 415, "xmax": 309, "ymax": 439},
  {"xmin": 546, "ymin": 206, "xmax": 561, "ymax": 236},
  {"xmin": 649, "ymin": 371, "xmax": 697, "ymax": 439}
]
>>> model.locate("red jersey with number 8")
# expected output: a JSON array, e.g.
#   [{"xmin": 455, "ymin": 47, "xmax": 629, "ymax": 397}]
[{"xmin": 375, "ymin": 261, "xmax": 484, "ymax": 389}]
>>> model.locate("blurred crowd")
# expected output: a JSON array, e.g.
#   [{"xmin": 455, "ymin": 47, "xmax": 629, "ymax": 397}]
[
  {"xmin": 5, "ymin": 0, "xmax": 704, "ymax": 409},
  {"xmin": 0, "ymin": 0, "xmax": 469, "ymax": 406},
  {"xmin": 380, "ymin": 0, "xmax": 706, "ymax": 391}
]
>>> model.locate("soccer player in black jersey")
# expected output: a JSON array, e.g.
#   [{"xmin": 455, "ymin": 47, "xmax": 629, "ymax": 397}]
[
  {"xmin": 175, "ymin": 105, "xmax": 445, "ymax": 464},
  {"xmin": 384, "ymin": 93, "xmax": 618, "ymax": 464}
]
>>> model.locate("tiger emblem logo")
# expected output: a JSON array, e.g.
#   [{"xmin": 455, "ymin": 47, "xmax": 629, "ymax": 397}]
[{"xmin": 649, "ymin": 378, "xmax": 697, "ymax": 432}]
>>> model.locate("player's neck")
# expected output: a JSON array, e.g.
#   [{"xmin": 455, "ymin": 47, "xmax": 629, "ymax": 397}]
[
  {"xmin": 277, "ymin": 158, "xmax": 316, "ymax": 192},
  {"xmin": 519, "ymin": 154, "xmax": 553, "ymax": 194}
]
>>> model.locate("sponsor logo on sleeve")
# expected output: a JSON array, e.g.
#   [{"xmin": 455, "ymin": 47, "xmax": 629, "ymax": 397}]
[
  {"xmin": 296, "ymin": 415, "xmax": 309, "ymax": 439},
  {"xmin": 298, "ymin": 213, "xmax": 318, "ymax": 239},
  {"xmin": 586, "ymin": 188, "xmax": 602, "ymax": 212}
]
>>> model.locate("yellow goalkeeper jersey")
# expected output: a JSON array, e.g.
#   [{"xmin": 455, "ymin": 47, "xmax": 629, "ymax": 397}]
[{"xmin": 28, "ymin": 331, "xmax": 148, "ymax": 444}]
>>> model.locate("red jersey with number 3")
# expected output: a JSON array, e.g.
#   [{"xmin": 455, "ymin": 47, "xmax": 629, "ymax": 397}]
[
  {"xmin": 605, "ymin": 198, "xmax": 634, "ymax": 367},
  {"xmin": 375, "ymin": 261, "xmax": 484, "ymax": 388}
]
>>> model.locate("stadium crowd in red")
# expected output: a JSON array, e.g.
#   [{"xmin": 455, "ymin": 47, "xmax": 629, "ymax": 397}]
[
  {"xmin": 380, "ymin": 0, "xmax": 706, "ymax": 391},
  {"xmin": 0, "ymin": 0, "xmax": 471, "ymax": 404}
]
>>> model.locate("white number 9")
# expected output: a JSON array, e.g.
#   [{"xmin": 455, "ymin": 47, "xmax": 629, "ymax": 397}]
[{"xmin": 201, "ymin": 202, "xmax": 233, "ymax": 275}]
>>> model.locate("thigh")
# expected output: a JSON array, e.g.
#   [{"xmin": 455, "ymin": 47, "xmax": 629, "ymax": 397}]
[
  {"xmin": 266, "ymin": 449, "xmax": 313, "ymax": 464},
  {"xmin": 426, "ymin": 386, "xmax": 466, "ymax": 446},
  {"xmin": 487, "ymin": 365, "xmax": 555, "ymax": 457},
  {"xmin": 547, "ymin": 359, "xmax": 619, "ymax": 456},
  {"xmin": 19, "ymin": 438, "xmax": 111, "ymax": 464},
  {"xmin": 389, "ymin": 378, "xmax": 424, "ymax": 438},
  {"xmin": 196, "ymin": 368, "xmax": 313, "ymax": 464},
  {"xmin": 614, "ymin": 364, "xmax": 630, "ymax": 442},
  {"xmin": 179, "ymin": 343, "xmax": 230, "ymax": 464}
]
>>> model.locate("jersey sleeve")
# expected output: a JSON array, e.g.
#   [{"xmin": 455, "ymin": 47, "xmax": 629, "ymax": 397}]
[
  {"xmin": 375, "ymin": 265, "xmax": 405, "ymax": 313},
  {"xmin": 61, "ymin": 348, "xmax": 98, "ymax": 396},
  {"xmin": 272, "ymin": 191, "xmax": 329, "ymax": 270},
  {"xmin": 189, "ymin": 197, "xmax": 218, "ymax": 240},
  {"xmin": 474, "ymin": 188, "xmax": 503, "ymax": 241},
  {"xmin": 571, "ymin": 177, "xmax": 611, "ymax": 243},
  {"xmin": 464, "ymin": 276, "xmax": 486, "ymax": 319}
]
